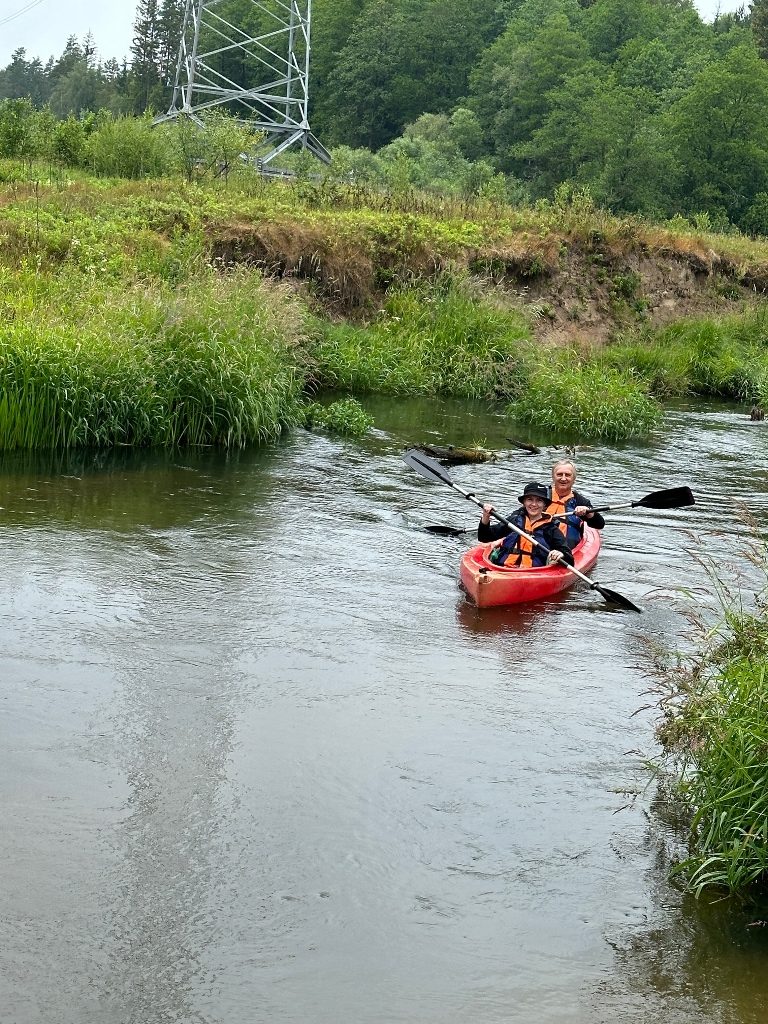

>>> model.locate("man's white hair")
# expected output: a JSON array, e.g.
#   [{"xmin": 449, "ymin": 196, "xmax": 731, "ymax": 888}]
[{"xmin": 552, "ymin": 459, "xmax": 577, "ymax": 478}]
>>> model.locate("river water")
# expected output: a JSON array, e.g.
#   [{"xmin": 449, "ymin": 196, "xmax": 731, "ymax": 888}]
[{"xmin": 1, "ymin": 397, "xmax": 767, "ymax": 1024}]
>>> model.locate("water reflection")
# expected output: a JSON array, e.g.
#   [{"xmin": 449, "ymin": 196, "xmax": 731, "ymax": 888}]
[
  {"xmin": 98, "ymin": 547, "xmax": 255, "ymax": 1021},
  {"xmin": 0, "ymin": 444, "xmax": 284, "ymax": 530},
  {"xmin": 3, "ymin": 396, "xmax": 768, "ymax": 1023},
  {"xmin": 600, "ymin": 827, "xmax": 768, "ymax": 1023}
]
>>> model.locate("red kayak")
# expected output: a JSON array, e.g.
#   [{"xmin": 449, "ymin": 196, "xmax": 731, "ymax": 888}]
[{"xmin": 459, "ymin": 525, "xmax": 602, "ymax": 608}]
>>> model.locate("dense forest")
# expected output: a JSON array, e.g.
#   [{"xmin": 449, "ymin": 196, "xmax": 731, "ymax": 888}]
[{"xmin": 3, "ymin": 1, "xmax": 768, "ymax": 232}]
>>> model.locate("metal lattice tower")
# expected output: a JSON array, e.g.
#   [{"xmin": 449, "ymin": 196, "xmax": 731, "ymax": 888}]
[{"xmin": 157, "ymin": 0, "xmax": 330, "ymax": 167}]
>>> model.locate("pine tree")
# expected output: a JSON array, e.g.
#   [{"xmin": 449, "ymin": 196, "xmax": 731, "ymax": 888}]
[
  {"xmin": 752, "ymin": 0, "xmax": 768, "ymax": 60},
  {"xmin": 130, "ymin": 0, "xmax": 162, "ymax": 112},
  {"xmin": 157, "ymin": 0, "xmax": 186, "ymax": 83}
]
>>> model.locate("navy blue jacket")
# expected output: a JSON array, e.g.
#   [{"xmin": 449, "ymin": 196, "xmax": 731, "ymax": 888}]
[{"xmin": 478, "ymin": 510, "xmax": 574, "ymax": 568}]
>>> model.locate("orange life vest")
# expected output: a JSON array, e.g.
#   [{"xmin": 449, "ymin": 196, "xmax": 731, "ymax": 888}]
[
  {"xmin": 504, "ymin": 513, "xmax": 553, "ymax": 567},
  {"xmin": 547, "ymin": 490, "xmax": 574, "ymax": 538}
]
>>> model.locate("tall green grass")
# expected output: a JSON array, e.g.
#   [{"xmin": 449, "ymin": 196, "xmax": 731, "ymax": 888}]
[
  {"xmin": 508, "ymin": 361, "xmax": 662, "ymax": 440},
  {"xmin": 313, "ymin": 280, "xmax": 533, "ymax": 398},
  {"xmin": 605, "ymin": 309, "xmax": 768, "ymax": 403},
  {"xmin": 0, "ymin": 268, "xmax": 309, "ymax": 448},
  {"xmin": 654, "ymin": 576, "xmax": 768, "ymax": 897}
]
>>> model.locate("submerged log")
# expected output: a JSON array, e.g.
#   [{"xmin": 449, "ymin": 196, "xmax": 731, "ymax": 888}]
[
  {"xmin": 506, "ymin": 437, "xmax": 542, "ymax": 455},
  {"xmin": 414, "ymin": 443, "xmax": 496, "ymax": 465}
]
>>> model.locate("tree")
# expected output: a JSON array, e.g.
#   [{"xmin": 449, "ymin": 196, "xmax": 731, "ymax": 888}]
[
  {"xmin": 48, "ymin": 63, "xmax": 110, "ymax": 118},
  {"xmin": 667, "ymin": 44, "xmax": 768, "ymax": 221},
  {"xmin": 467, "ymin": 0, "xmax": 584, "ymax": 147},
  {"xmin": 0, "ymin": 48, "xmax": 46, "ymax": 102},
  {"xmin": 322, "ymin": 0, "xmax": 500, "ymax": 149},
  {"xmin": 488, "ymin": 13, "xmax": 590, "ymax": 174},
  {"xmin": 157, "ymin": 0, "xmax": 185, "ymax": 83},
  {"xmin": 130, "ymin": 0, "xmax": 163, "ymax": 113},
  {"xmin": 752, "ymin": 0, "xmax": 768, "ymax": 59}
]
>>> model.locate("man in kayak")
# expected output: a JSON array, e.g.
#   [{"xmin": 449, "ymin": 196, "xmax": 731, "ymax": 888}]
[
  {"xmin": 478, "ymin": 482, "xmax": 575, "ymax": 568},
  {"xmin": 547, "ymin": 460, "xmax": 605, "ymax": 548}
]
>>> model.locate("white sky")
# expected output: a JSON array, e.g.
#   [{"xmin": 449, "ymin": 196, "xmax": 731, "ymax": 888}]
[{"xmin": 0, "ymin": 0, "xmax": 752, "ymax": 67}]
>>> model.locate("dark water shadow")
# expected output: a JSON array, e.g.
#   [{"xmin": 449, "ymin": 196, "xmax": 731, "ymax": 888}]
[{"xmin": 0, "ymin": 443, "xmax": 285, "ymax": 531}]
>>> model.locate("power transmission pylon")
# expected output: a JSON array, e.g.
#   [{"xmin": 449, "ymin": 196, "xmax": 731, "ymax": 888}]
[{"xmin": 156, "ymin": 0, "xmax": 330, "ymax": 167}]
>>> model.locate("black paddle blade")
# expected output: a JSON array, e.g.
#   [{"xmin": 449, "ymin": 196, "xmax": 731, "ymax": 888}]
[
  {"xmin": 424, "ymin": 524, "xmax": 469, "ymax": 536},
  {"xmin": 403, "ymin": 448, "xmax": 454, "ymax": 486},
  {"xmin": 635, "ymin": 486, "xmax": 694, "ymax": 510},
  {"xmin": 593, "ymin": 583, "xmax": 643, "ymax": 613}
]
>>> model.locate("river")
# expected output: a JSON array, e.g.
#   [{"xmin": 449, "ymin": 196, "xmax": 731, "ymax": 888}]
[{"xmin": 1, "ymin": 397, "xmax": 767, "ymax": 1024}]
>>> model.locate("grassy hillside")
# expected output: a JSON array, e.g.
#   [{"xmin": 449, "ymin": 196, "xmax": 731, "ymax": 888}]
[{"xmin": 2, "ymin": 168, "xmax": 768, "ymax": 447}]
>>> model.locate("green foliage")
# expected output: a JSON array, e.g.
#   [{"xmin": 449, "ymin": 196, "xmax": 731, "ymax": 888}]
[
  {"xmin": 157, "ymin": 111, "xmax": 261, "ymax": 184},
  {"xmin": 313, "ymin": 280, "xmax": 532, "ymax": 398},
  {"xmin": 653, "ymin": 533, "xmax": 768, "ymax": 897},
  {"xmin": 666, "ymin": 46, "xmax": 768, "ymax": 223},
  {"xmin": 300, "ymin": 397, "xmax": 373, "ymax": 436},
  {"xmin": 0, "ymin": 0, "xmax": 767, "ymax": 228},
  {"xmin": 52, "ymin": 115, "xmax": 87, "ymax": 166},
  {"xmin": 508, "ymin": 360, "xmax": 661, "ymax": 440},
  {"xmin": 741, "ymin": 192, "xmax": 768, "ymax": 237},
  {"xmin": 604, "ymin": 314, "xmax": 768, "ymax": 405},
  {"xmin": 0, "ymin": 268, "xmax": 308, "ymax": 449},
  {"xmin": 319, "ymin": 0, "xmax": 500, "ymax": 149},
  {"xmin": 85, "ymin": 112, "xmax": 169, "ymax": 178}
]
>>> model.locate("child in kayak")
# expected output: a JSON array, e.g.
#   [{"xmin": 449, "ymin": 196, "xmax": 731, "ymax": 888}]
[{"xmin": 478, "ymin": 482, "xmax": 575, "ymax": 568}]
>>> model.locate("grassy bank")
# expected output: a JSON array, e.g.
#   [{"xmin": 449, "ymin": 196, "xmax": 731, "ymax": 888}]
[
  {"xmin": 653, "ymin": 554, "xmax": 768, "ymax": 897},
  {"xmin": 2, "ymin": 168, "xmax": 768, "ymax": 448},
  {"xmin": 0, "ymin": 266, "xmax": 309, "ymax": 447}
]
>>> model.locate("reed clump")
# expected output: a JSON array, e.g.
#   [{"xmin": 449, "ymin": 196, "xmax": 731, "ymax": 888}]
[
  {"xmin": 508, "ymin": 360, "xmax": 662, "ymax": 440},
  {"xmin": 313, "ymin": 279, "xmax": 532, "ymax": 399},
  {"xmin": 0, "ymin": 268, "xmax": 309, "ymax": 448},
  {"xmin": 605, "ymin": 309, "xmax": 768, "ymax": 403},
  {"xmin": 652, "ymin": 533, "xmax": 768, "ymax": 898}
]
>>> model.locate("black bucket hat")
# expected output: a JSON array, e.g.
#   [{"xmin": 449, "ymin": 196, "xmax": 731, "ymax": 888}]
[{"xmin": 518, "ymin": 482, "xmax": 549, "ymax": 504}]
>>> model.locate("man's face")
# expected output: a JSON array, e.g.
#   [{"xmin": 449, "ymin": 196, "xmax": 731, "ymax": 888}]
[{"xmin": 553, "ymin": 464, "xmax": 575, "ymax": 495}]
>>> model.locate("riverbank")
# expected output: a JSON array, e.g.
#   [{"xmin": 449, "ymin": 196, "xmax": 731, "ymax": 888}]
[
  {"xmin": 2, "ymin": 168, "xmax": 768, "ymax": 446},
  {"xmin": 652, "ymin": 530, "xmax": 768, "ymax": 899}
]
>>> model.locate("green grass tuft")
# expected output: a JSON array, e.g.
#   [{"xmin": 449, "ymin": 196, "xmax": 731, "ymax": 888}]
[
  {"xmin": 313, "ymin": 280, "xmax": 532, "ymax": 399},
  {"xmin": 507, "ymin": 361, "xmax": 661, "ymax": 440}
]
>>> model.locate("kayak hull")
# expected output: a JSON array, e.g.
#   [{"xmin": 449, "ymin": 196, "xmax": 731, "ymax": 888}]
[{"xmin": 459, "ymin": 525, "xmax": 601, "ymax": 608}]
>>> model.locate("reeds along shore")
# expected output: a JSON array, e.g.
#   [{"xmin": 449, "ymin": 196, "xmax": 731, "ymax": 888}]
[
  {"xmin": 652, "ymin": 539, "xmax": 768, "ymax": 898},
  {"xmin": 2, "ymin": 172, "xmax": 768, "ymax": 448}
]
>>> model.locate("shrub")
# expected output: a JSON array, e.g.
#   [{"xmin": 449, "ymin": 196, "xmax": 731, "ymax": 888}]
[
  {"xmin": 300, "ymin": 397, "xmax": 373, "ymax": 436},
  {"xmin": 508, "ymin": 361, "xmax": 661, "ymax": 440}
]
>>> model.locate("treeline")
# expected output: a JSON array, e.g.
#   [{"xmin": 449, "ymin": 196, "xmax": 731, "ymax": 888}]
[{"xmin": 5, "ymin": 1, "xmax": 768, "ymax": 232}]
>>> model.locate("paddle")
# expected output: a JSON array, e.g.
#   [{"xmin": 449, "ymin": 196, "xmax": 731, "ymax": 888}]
[
  {"xmin": 549, "ymin": 485, "xmax": 695, "ymax": 522},
  {"xmin": 403, "ymin": 448, "xmax": 642, "ymax": 612},
  {"xmin": 585, "ymin": 485, "xmax": 694, "ymax": 514}
]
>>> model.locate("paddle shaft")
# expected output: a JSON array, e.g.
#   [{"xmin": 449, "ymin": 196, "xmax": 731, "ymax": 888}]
[{"xmin": 443, "ymin": 477, "xmax": 604, "ymax": 592}]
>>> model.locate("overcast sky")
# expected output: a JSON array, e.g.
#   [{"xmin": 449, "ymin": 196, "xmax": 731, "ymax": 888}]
[{"xmin": 0, "ymin": 0, "xmax": 752, "ymax": 67}]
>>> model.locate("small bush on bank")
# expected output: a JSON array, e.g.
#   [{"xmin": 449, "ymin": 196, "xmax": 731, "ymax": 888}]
[
  {"xmin": 508, "ymin": 362, "xmax": 662, "ymax": 440},
  {"xmin": 300, "ymin": 397, "xmax": 373, "ymax": 436}
]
